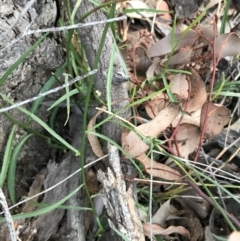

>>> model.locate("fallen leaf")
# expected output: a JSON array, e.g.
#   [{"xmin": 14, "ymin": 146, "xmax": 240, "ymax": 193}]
[
  {"xmin": 215, "ymin": 33, "xmax": 240, "ymax": 59},
  {"xmin": 143, "ymin": 223, "xmax": 190, "ymax": 238},
  {"xmin": 170, "ymin": 67, "xmax": 207, "ymax": 112},
  {"xmin": 122, "ymin": 102, "xmax": 180, "ymax": 158},
  {"xmin": 146, "ymin": 61, "xmax": 162, "ymax": 78},
  {"xmin": 87, "ymin": 107, "xmax": 106, "ymax": 158},
  {"xmin": 199, "ymin": 23, "xmax": 218, "ymax": 44},
  {"xmin": 168, "ymin": 47, "xmax": 194, "ymax": 65},
  {"xmin": 152, "ymin": 200, "xmax": 179, "ymax": 227},
  {"xmin": 136, "ymin": 153, "xmax": 181, "ymax": 180},
  {"xmin": 172, "ymin": 123, "xmax": 200, "ymax": 159},
  {"xmin": 172, "ymin": 109, "xmax": 201, "ymax": 127},
  {"xmin": 156, "ymin": 0, "xmax": 172, "ymax": 21},
  {"xmin": 185, "ymin": 67, "xmax": 207, "ymax": 112},
  {"xmin": 145, "ymin": 93, "xmax": 168, "ymax": 118},
  {"xmin": 147, "ymin": 30, "xmax": 199, "ymax": 57},
  {"xmin": 169, "ymin": 73, "xmax": 189, "ymax": 100},
  {"xmin": 200, "ymin": 101, "xmax": 230, "ymax": 138}
]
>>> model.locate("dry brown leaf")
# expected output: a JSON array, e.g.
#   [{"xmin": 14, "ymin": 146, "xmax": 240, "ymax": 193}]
[
  {"xmin": 87, "ymin": 107, "xmax": 106, "ymax": 158},
  {"xmin": 200, "ymin": 101, "xmax": 230, "ymax": 138},
  {"xmin": 172, "ymin": 109, "xmax": 201, "ymax": 127},
  {"xmin": 185, "ymin": 67, "xmax": 207, "ymax": 112},
  {"xmin": 145, "ymin": 93, "xmax": 168, "ymax": 118},
  {"xmin": 168, "ymin": 47, "xmax": 194, "ymax": 65},
  {"xmin": 170, "ymin": 67, "xmax": 207, "ymax": 112},
  {"xmin": 147, "ymin": 30, "xmax": 199, "ymax": 57},
  {"xmin": 146, "ymin": 61, "xmax": 162, "ymax": 78},
  {"xmin": 122, "ymin": 102, "xmax": 180, "ymax": 158},
  {"xmin": 156, "ymin": 0, "xmax": 171, "ymax": 21},
  {"xmin": 143, "ymin": 223, "xmax": 190, "ymax": 238},
  {"xmin": 172, "ymin": 123, "xmax": 200, "ymax": 159},
  {"xmin": 136, "ymin": 153, "xmax": 181, "ymax": 180},
  {"xmin": 215, "ymin": 33, "xmax": 240, "ymax": 59},
  {"xmin": 152, "ymin": 200, "xmax": 179, "ymax": 227},
  {"xmin": 170, "ymin": 73, "xmax": 189, "ymax": 100},
  {"xmin": 199, "ymin": 23, "xmax": 218, "ymax": 43}
]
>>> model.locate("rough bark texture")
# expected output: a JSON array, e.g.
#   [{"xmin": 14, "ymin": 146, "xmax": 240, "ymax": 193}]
[
  {"xmin": 70, "ymin": 0, "xmax": 131, "ymax": 145},
  {"xmin": 0, "ymin": 0, "xmax": 64, "ymax": 202},
  {"xmin": 0, "ymin": 0, "xmax": 138, "ymax": 240},
  {"xmin": 98, "ymin": 144, "xmax": 144, "ymax": 241}
]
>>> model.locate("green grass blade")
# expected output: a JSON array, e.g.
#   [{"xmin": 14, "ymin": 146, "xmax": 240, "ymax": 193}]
[
  {"xmin": 47, "ymin": 89, "xmax": 79, "ymax": 111},
  {"xmin": 0, "ymin": 94, "xmax": 80, "ymax": 156},
  {"xmin": 27, "ymin": 63, "xmax": 67, "ymax": 125},
  {"xmin": 8, "ymin": 134, "xmax": 33, "ymax": 204},
  {"xmin": 0, "ymin": 184, "xmax": 84, "ymax": 222},
  {"xmin": 0, "ymin": 125, "xmax": 17, "ymax": 188}
]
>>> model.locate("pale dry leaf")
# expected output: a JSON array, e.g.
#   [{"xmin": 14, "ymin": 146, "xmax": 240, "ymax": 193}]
[
  {"xmin": 146, "ymin": 61, "xmax": 162, "ymax": 78},
  {"xmin": 172, "ymin": 123, "xmax": 200, "ymax": 159},
  {"xmin": 143, "ymin": 223, "xmax": 190, "ymax": 238},
  {"xmin": 122, "ymin": 102, "xmax": 180, "ymax": 158},
  {"xmin": 87, "ymin": 107, "xmax": 106, "ymax": 158},
  {"xmin": 156, "ymin": 0, "xmax": 172, "ymax": 21},
  {"xmin": 200, "ymin": 101, "xmax": 230, "ymax": 138},
  {"xmin": 170, "ymin": 68, "xmax": 207, "ymax": 112},
  {"xmin": 199, "ymin": 23, "xmax": 218, "ymax": 44},
  {"xmin": 147, "ymin": 30, "xmax": 199, "ymax": 57},
  {"xmin": 185, "ymin": 67, "xmax": 207, "ymax": 112},
  {"xmin": 125, "ymin": 0, "xmax": 154, "ymax": 18},
  {"xmin": 207, "ymin": 0, "xmax": 222, "ymax": 9},
  {"xmin": 168, "ymin": 47, "xmax": 194, "ymax": 65},
  {"xmin": 152, "ymin": 200, "xmax": 179, "ymax": 227},
  {"xmin": 170, "ymin": 73, "xmax": 189, "ymax": 100},
  {"xmin": 228, "ymin": 232, "xmax": 240, "ymax": 241},
  {"xmin": 215, "ymin": 33, "xmax": 240, "ymax": 59},
  {"xmin": 145, "ymin": 92, "xmax": 168, "ymax": 118},
  {"xmin": 172, "ymin": 109, "xmax": 201, "ymax": 127},
  {"xmin": 136, "ymin": 153, "xmax": 181, "ymax": 180}
]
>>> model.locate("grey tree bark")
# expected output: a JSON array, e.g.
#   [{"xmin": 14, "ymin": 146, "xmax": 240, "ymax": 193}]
[{"xmin": 0, "ymin": 0, "xmax": 142, "ymax": 240}]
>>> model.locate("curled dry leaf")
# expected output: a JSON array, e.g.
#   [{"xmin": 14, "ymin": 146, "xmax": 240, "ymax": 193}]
[
  {"xmin": 146, "ymin": 61, "xmax": 162, "ymax": 78},
  {"xmin": 172, "ymin": 109, "xmax": 201, "ymax": 127},
  {"xmin": 199, "ymin": 23, "xmax": 218, "ymax": 44},
  {"xmin": 168, "ymin": 46, "xmax": 194, "ymax": 65},
  {"xmin": 215, "ymin": 33, "xmax": 240, "ymax": 59},
  {"xmin": 170, "ymin": 67, "xmax": 207, "ymax": 112},
  {"xmin": 136, "ymin": 153, "xmax": 181, "ymax": 180},
  {"xmin": 87, "ymin": 107, "xmax": 106, "ymax": 158},
  {"xmin": 156, "ymin": 0, "xmax": 172, "ymax": 21},
  {"xmin": 145, "ymin": 92, "xmax": 168, "ymax": 118},
  {"xmin": 143, "ymin": 223, "xmax": 190, "ymax": 239},
  {"xmin": 147, "ymin": 30, "xmax": 199, "ymax": 57},
  {"xmin": 169, "ymin": 73, "xmax": 189, "ymax": 100},
  {"xmin": 152, "ymin": 200, "xmax": 179, "ymax": 227},
  {"xmin": 172, "ymin": 123, "xmax": 200, "ymax": 159},
  {"xmin": 200, "ymin": 101, "xmax": 230, "ymax": 139},
  {"xmin": 122, "ymin": 102, "xmax": 180, "ymax": 158},
  {"xmin": 186, "ymin": 67, "xmax": 207, "ymax": 112}
]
